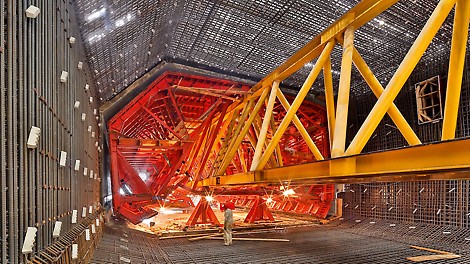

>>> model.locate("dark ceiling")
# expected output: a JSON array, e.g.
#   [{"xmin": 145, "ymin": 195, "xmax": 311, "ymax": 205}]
[{"xmin": 74, "ymin": 0, "xmax": 460, "ymax": 103}]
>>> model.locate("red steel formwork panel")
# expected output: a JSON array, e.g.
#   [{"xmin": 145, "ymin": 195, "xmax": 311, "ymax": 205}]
[
  {"xmin": 108, "ymin": 71, "xmax": 333, "ymax": 224},
  {"xmin": 108, "ymin": 72, "xmax": 251, "ymax": 222}
]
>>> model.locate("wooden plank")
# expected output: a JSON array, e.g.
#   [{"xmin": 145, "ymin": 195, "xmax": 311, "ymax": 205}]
[
  {"xmin": 208, "ymin": 237, "xmax": 289, "ymax": 242},
  {"xmin": 406, "ymin": 254, "xmax": 461, "ymax": 262},
  {"xmin": 410, "ymin": 245, "xmax": 452, "ymax": 255}
]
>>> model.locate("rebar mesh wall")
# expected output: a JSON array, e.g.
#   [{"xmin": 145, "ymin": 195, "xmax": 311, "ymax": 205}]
[
  {"xmin": 344, "ymin": 40, "xmax": 470, "ymax": 228},
  {"xmin": 1, "ymin": 1, "xmax": 101, "ymax": 263},
  {"xmin": 343, "ymin": 181, "xmax": 470, "ymax": 228}
]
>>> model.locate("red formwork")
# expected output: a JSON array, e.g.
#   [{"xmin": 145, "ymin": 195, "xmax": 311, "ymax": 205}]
[{"xmin": 108, "ymin": 71, "xmax": 334, "ymax": 224}]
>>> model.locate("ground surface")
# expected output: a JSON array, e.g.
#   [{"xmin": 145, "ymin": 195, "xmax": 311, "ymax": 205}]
[{"xmin": 91, "ymin": 218, "xmax": 470, "ymax": 264}]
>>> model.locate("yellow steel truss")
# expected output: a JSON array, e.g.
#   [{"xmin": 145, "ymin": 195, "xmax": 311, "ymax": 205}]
[{"xmin": 188, "ymin": 0, "xmax": 470, "ymax": 188}]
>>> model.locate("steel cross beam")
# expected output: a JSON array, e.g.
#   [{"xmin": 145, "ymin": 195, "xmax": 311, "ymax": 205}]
[{"xmin": 203, "ymin": 138, "xmax": 470, "ymax": 186}]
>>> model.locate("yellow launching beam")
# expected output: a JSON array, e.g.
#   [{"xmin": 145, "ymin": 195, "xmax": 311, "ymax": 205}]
[{"xmin": 203, "ymin": 138, "xmax": 470, "ymax": 186}]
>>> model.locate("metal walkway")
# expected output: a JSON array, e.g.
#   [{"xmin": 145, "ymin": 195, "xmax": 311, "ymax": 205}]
[{"xmin": 91, "ymin": 220, "xmax": 470, "ymax": 264}]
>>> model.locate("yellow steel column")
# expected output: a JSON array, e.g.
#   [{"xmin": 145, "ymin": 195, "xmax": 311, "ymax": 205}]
[
  {"xmin": 250, "ymin": 81, "xmax": 280, "ymax": 170},
  {"xmin": 216, "ymin": 88, "xmax": 270, "ymax": 175},
  {"xmin": 270, "ymin": 114, "xmax": 284, "ymax": 167},
  {"xmin": 255, "ymin": 40, "xmax": 335, "ymax": 170},
  {"xmin": 442, "ymin": 0, "xmax": 470, "ymax": 140},
  {"xmin": 346, "ymin": 0, "xmax": 456, "ymax": 156},
  {"xmin": 323, "ymin": 57, "xmax": 336, "ymax": 150},
  {"xmin": 351, "ymin": 48, "xmax": 421, "ymax": 146},
  {"xmin": 276, "ymin": 87, "xmax": 324, "ymax": 160},
  {"xmin": 331, "ymin": 26, "xmax": 355, "ymax": 158}
]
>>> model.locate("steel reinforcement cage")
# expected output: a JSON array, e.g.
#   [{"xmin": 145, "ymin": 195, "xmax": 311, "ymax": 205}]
[{"xmin": 1, "ymin": 1, "xmax": 102, "ymax": 263}]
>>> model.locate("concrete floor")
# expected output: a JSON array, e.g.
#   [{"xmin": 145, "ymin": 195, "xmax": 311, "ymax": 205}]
[{"xmin": 91, "ymin": 219, "xmax": 470, "ymax": 264}]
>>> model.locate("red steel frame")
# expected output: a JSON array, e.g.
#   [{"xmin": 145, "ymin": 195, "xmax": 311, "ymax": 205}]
[{"xmin": 108, "ymin": 72, "xmax": 333, "ymax": 224}]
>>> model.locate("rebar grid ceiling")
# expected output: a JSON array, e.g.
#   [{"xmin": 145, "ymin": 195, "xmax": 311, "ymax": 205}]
[{"xmin": 74, "ymin": 0, "xmax": 465, "ymax": 102}]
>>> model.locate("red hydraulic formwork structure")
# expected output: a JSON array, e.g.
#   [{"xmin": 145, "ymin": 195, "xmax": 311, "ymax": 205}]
[{"xmin": 108, "ymin": 72, "xmax": 333, "ymax": 224}]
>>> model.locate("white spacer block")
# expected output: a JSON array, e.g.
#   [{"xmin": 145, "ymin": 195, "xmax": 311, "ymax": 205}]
[
  {"xmin": 95, "ymin": 142, "xmax": 99, "ymax": 147},
  {"xmin": 93, "ymin": 109, "xmax": 97, "ymax": 115},
  {"xmin": 89, "ymin": 97, "xmax": 93, "ymax": 103},
  {"xmin": 25, "ymin": 5, "xmax": 40, "ymax": 18},
  {"xmin": 89, "ymin": 205, "xmax": 93, "ymax": 214},
  {"xmin": 83, "ymin": 167, "xmax": 88, "ymax": 176},
  {"xmin": 22, "ymin": 227, "xmax": 38, "ymax": 254},
  {"xmin": 82, "ymin": 207, "xmax": 87, "ymax": 217},
  {"xmin": 27, "ymin": 126, "xmax": 41, "ymax": 149},
  {"xmin": 120, "ymin": 256, "xmax": 131, "ymax": 263},
  {"xmin": 74, "ymin": 101, "xmax": 80, "ymax": 109},
  {"xmin": 74, "ymin": 160, "xmax": 80, "ymax": 171},
  {"xmin": 91, "ymin": 132, "xmax": 95, "ymax": 138},
  {"xmin": 71, "ymin": 210, "xmax": 78, "ymax": 224},
  {"xmin": 96, "ymin": 218, "xmax": 100, "ymax": 227},
  {"xmin": 85, "ymin": 229, "xmax": 90, "ymax": 241},
  {"xmin": 91, "ymin": 224, "xmax": 96, "ymax": 234},
  {"xmin": 72, "ymin": 244, "xmax": 78, "ymax": 259},
  {"xmin": 77, "ymin": 61, "xmax": 83, "ymax": 70},
  {"xmin": 85, "ymin": 84, "xmax": 89, "ymax": 90},
  {"xmin": 60, "ymin": 71, "xmax": 68, "ymax": 83},
  {"xmin": 94, "ymin": 173, "xmax": 97, "ymax": 180},
  {"xmin": 87, "ymin": 126, "xmax": 92, "ymax": 132},
  {"xmin": 59, "ymin": 151, "xmax": 67, "ymax": 167},
  {"xmin": 52, "ymin": 221, "xmax": 62, "ymax": 238},
  {"xmin": 89, "ymin": 170, "xmax": 94, "ymax": 179},
  {"xmin": 81, "ymin": 113, "xmax": 86, "ymax": 121},
  {"xmin": 69, "ymin": 36, "xmax": 76, "ymax": 44}
]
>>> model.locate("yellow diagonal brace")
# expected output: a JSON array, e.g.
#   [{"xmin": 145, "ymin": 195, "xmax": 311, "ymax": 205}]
[
  {"xmin": 251, "ymin": 82, "xmax": 279, "ymax": 170},
  {"xmin": 255, "ymin": 40, "xmax": 335, "ymax": 170},
  {"xmin": 276, "ymin": 87, "xmax": 324, "ymax": 161},
  {"xmin": 331, "ymin": 26, "xmax": 354, "ymax": 158},
  {"xmin": 323, "ymin": 57, "xmax": 336, "ymax": 149},
  {"xmin": 345, "ymin": 0, "xmax": 456, "ymax": 156},
  {"xmin": 216, "ymin": 88, "xmax": 270, "ymax": 176},
  {"xmin": 442, "ymin": 0, "xmax": 470, "ymax": 140},
  {"xmin": 351, "ymin": 47, "xmax": 421, "ymax": 146}
]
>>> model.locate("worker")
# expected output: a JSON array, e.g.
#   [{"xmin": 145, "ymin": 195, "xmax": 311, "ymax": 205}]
[{"xmin": 221, "ymin": 203, "xmax": 234, "ymax": 245}]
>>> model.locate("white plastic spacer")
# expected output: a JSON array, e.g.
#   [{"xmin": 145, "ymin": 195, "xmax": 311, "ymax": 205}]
[
  {"xmin": 71, "ymin": 210, "xmax": 78, "ymax": 224},
  {"xmin": 60, "ymin": 71, "xmax": 68, "ymax": 83},
  {"xmin": 85, "ymin": 229, "xmax": 90, "ymax": 241},
  {"xmin": 74, "ymin": 101, "xmax": 80, "ymax": 109},
  {"xmin": 77, "ymin": 61, "xmax": 83, "ymax": 70},
  {"xmin": 22, "ymin": 227, "xmax": 38, "ymax": 253},
  {"xmin": 52, "ymin": 221, "xmax": 62, "ymax": 238},
  {"xmin": 59, "ymin": 151, "xmax": 67, "ymax": 167},
  {"xmin": 72, "ymin": 244, "xmax": 78, "ymax": 259},
  {"xmin": 27, "ymin": 126, "xmax": 41, "ymax": 149},
  {"xmin": 82, "ymin": 207, "xmax": 87, "ymax": 217},
  {"xmin": 69, "ymin": 36, "xmax": 76, "ymax": 44},
  {"xmin": 25, "ymin": 5, "xmax": 40, "ymax": 18},
  {"xmin": 83, "ymin": 167, "xmax": 88, "ymax": 176},
  {"xmin": 74, "ymin": 160, "xmax": 80, "ymax": 171},
  {"xmin": 81, "ymin": 113, "xmax": 86, "ymax": 122}
]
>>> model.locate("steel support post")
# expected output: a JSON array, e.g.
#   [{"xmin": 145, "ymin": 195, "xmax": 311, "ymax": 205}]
[
  {"xmin": 323, "ymin": 57, "xmax": 336, "ymax": 150},
  {"xmin": 251, "ymin": 82, "xmax": 279, "ymax": 170},
  {"xmin": 345, "ymin": 0, "xmax": 457, "ymax": 156},
  {"xmin": 441, "ymin": 0, "xmax": 470, "ymax": 140},
  {"xmin": 255, "ymin": 40, "xmax": 335, "ymax": 170},
  {"xmin": 331, "ymin": 26, "xmax": 354, "ymax": 158}
]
